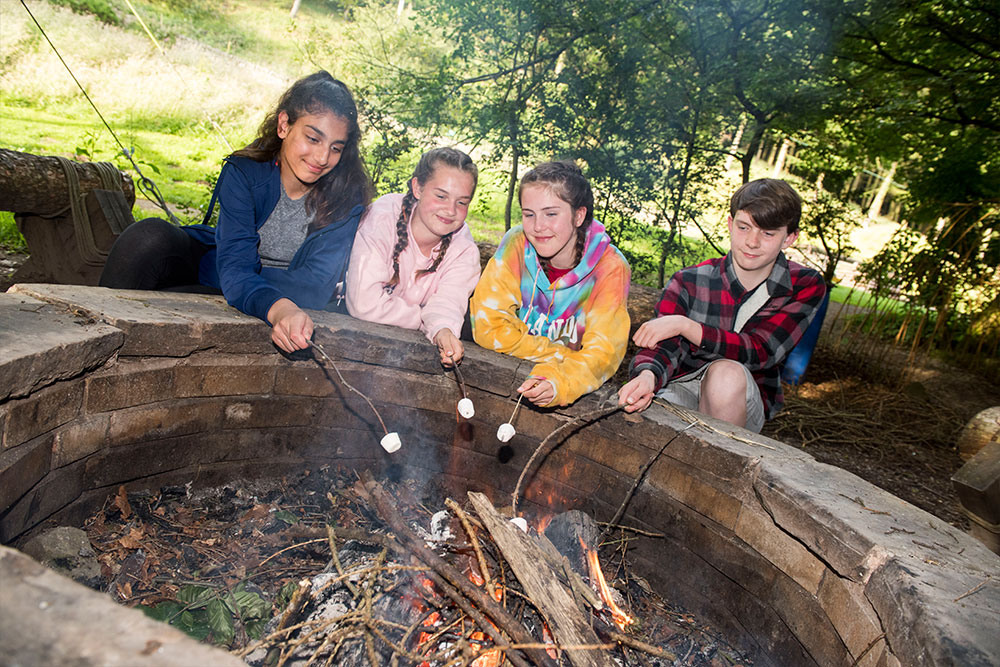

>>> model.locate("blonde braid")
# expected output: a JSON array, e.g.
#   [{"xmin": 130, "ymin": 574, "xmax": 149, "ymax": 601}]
[{"xmin": 385, "ymin": 192, "xmax": 415, "ymax": 292}]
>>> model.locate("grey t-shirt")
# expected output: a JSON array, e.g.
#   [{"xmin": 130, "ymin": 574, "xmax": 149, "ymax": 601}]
[{"xmin": 257, "ymin": 185, "xmax": 312, "ymax": 268}]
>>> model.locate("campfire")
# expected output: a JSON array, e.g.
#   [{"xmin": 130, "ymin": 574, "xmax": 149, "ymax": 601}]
[
  {"xmin": 81, "ymin": 466, "xmax": 750, "ymax": 666},
  {"xmin": 9, "ymin": 289, "xmax": 992, "ymax": 667}
]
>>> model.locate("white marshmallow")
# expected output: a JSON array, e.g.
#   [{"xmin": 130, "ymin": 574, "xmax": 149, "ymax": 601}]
[
  {"xmin": 496, "ymin": 422, "xmax": 516, "ymax": 442},
  {"xmin": 457, "ymin": 398, "xmax": 475, "ymax": 419},
  {"xmin": 380, "ymin": 432, "xmax": 401, "ymax": 453},
  {"xmin": 509, "ymin": 517, "xmax": 528, "ymax": 532}
]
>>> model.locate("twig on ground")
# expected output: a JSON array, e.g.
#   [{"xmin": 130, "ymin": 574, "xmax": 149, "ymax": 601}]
[{"xmin": 953, "ymin": 576, "xmax": 992, "ymax": 603}]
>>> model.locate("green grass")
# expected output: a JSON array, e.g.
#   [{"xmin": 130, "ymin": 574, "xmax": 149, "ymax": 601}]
[
  {"xmin": 0, "ymin": 211, "xmax": 27, "ymax": 252},
  {"xmin": 0, "ymin": 101, "xmax": 236, "ymax": 224},
  {"xmin": 828, "ymin": 283, "xmax": 911, "ymax": 314}
]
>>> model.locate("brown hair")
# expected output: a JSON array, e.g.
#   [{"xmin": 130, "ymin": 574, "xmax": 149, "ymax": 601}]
[
  {"xmin": 232, "ymin": 71, "xmax": 373, "ymax": 230},
  {"xmin": 384, "ymin": 147, "xmax": 478, "ymax": 291},
  {"xmin": 729, "ymin": 178, "xmax": 802, "ymax": 233},
  {"xmin": 518, "ymin": 160, "xmax": 594, "ymax": 268}
]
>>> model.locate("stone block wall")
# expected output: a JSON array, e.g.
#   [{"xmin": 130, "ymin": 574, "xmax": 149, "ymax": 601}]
[{"xmin": 1, "ymin": 285, "xmax": 998, "ymax": 666}]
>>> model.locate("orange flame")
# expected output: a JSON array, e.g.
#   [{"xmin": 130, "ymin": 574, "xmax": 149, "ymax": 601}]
[
  {"xmin": 469, "ymin": 629, "xmax": 502, "ymax": 667},
  {"xmin": 542, "ymin": 622, "xmax": 559, "ymax": 659},
  {"xmin": 580, "ymin": 537, "xmax": 634, "ymax": 631}
]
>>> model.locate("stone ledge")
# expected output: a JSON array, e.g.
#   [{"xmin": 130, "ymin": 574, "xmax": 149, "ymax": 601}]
[
  {"xmin": 0, "ymin": 545, "xmax": 243, "ymax": 666},
  {"xmin": 0, "ymin": 292, "xmax": 122, "ymax": 400},
  {"xmin": 1, "ymin": 285, "xmax": 997, "ymax": 667}
]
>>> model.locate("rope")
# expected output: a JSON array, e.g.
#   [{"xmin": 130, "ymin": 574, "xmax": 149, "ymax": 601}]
[
  {"xmin": 54, "ymin": 156, "xmax": 128, "ymax": 265},
  {"xmin": 20, "ymin": 0, "xmax": 181, "ymax": 224}
]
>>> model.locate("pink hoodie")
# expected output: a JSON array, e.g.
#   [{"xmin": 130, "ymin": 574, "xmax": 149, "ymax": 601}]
[{"xmin": 346, "ymin": 193, "xmax": 481, "ymax": 342}]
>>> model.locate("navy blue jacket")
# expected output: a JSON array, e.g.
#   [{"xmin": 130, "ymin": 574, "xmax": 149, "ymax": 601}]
[{"xmin": 183, "ymin": 157, "xmax": 363, "ymax": 322}]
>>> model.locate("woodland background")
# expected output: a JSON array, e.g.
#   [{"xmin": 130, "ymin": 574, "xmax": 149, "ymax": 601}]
[{"xmin": 2, "ymin": 0, "xmax": 999, "ymax": 525}]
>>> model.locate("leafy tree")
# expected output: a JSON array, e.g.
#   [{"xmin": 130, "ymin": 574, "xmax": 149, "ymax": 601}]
[
  {"xmin": 797, "ymin": 189, "xmax": 861, "ymax": 285},
  {"xmin": 387, "ymin": 0, "xmax": 666, "ymax": 229},
  {"xmin": 719, "ymin": 0, "xmax": 840, "ymax": 183},
  {"xmin": 830, "ymin": 0, "xmax": 999, "ymax": 349}
]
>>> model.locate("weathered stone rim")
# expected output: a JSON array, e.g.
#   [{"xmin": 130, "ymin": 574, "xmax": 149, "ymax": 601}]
[{"xmin": 1, "ymin": 284, "xmax": 998, "ymax": 666}]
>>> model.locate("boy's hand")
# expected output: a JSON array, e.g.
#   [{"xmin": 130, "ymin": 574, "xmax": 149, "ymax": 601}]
[
  {"xmin": 433, "ymin": 328, "xmax": 464, "ymax": 367},
  {"xmin": 632, "ymin": 315, "xmax": 701, "ymax": 349},
  {"xmin": 618, "ymin": 370, "xmax": 657, "ymax": 413},
  {"xmin": 268, "ymin": 298, "xmax": 314, "ymax": 353},
  {"xmin": 518, "ymin": 376, "xmax": 555, "ymax": 406}
]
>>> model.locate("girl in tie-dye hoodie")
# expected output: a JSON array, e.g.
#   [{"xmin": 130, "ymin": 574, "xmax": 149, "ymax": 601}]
[{"xmin": 470, "ymin": 161, "xmax": 631, "ymax": 407}]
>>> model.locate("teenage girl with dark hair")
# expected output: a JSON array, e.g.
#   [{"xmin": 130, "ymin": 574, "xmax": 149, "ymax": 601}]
[
  {"xmin": 100, "ymin": 71, "xmax": 374, "ymax": 352},
  {"xmin": 470, "ymin": 160, "xmax": 631, "ymax": 406},
  {"xmin": 346, "ymin": 147, "xmax": 481, "ymax": 366}
]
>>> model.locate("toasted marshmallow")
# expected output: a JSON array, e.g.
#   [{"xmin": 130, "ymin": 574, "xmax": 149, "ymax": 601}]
[{"xmin": 509, "ymin": 517, "xmax": 528, "ymax": 532}]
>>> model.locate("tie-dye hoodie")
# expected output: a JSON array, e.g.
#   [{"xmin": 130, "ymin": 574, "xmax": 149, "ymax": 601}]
[{"xmin": 470, "ymin": 220, "xmax": 631, "ymax": 406}]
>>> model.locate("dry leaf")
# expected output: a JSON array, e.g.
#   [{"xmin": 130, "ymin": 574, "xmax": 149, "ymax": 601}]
[
  {"xmin": 119, "ymin": 535, "xmax": 143, "ymax": 550},
  {"xmin": 241, "ymin": 504, "xmax": 273, "ymax": 522},
  {"xmin": 113, "ymin": 485, "xmax": 132, "ymax": 519},
  {"xmin": 117, "ymin": 581, "xmax": 132, "ymax": 599}
]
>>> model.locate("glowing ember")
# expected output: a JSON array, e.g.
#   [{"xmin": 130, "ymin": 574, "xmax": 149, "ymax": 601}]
[
  {"xmin": 542, "ymin": 622, "xmax": 559, "ymax": 659},
  {"xmin": 469, "ymin": 630, "xmax": 501, "ymax": 667},
  {"xmin": 581, "ymin": 537, "xmax": 634, "ymax": 631}
]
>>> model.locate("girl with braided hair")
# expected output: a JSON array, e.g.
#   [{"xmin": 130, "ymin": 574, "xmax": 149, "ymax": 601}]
[
  {"xmin": 346, "ymin": 147, "xmax": 481, "ymax": 366},
  {"xmin": 101, "ymin": 71, "xmax": 373, "ymax": 354},
  {"xmin": 470, "ymin": 160, "xmax": 631, "ymax": 407}
]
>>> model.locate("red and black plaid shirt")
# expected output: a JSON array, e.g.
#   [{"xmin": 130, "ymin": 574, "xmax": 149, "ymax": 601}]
[{"xmin": 630, "ymin": 252, "xmax": 826, "ymax": 419}]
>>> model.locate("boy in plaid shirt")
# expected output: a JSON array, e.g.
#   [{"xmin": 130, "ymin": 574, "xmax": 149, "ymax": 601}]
[{"xmin": 618, "ymin": 179, "xmax": 826, "ymax": 432}]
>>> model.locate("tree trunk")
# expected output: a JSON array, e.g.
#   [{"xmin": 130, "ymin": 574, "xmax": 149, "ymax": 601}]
[
  {"xmin": 740, "ymin": 123, "xmax": 767, "ymax": 185},
  {"xmin": 867, "ymin": 161, "xmax": 897, "ymax": 220},
  {"xmin": 504, "ymin": 146, "xmax": 520, "ymax": 232},
  {"xmin": 0, "ymin": 149, "xmax": 135, "ymax": 216},
  {"xmin": 724, "ymin": 117, "xmax": 746, "ymax": 173},
  {"xmin": 771, "ymin": 138, "xmax": 792, "ymax": 177},
  {"xmin": 290, "ymin": 0, "xmax": 301, "ymax": 18},
  {"xmin": 1, "ymin": 149, "xmax": 136, "ymax": 286}
]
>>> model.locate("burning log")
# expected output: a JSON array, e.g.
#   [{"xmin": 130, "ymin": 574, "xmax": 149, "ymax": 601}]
[
  {"xmin": 361, "ymin": 473, "xmax": 557, "ymax": 667},
  {"xmin": 467, "ymin": 492, "xmax": 615, "ymax": 667}
]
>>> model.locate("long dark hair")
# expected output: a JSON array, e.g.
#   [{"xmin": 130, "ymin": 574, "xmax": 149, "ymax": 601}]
[
  {"xmin": 518, "ymin": 160, "xmax": 594, "ymax": 269},
  {"xmin": 385, "ymin": 147, "xmax": 478, "ymax": 291},
  {"xmin": 232, "ymin": 71, "xmax": 374, "ymax": 229}
]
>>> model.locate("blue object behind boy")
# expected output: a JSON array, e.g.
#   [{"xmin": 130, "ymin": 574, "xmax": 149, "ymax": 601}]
[{"xmin": 617, "ymin": 178, "xmax": 826, "ymax": 432}]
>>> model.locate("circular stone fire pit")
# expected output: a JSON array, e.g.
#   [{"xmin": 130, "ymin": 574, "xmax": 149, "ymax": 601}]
[{"xmin": 1, "ymin": 284, "xmax": 998, "ymax": 666}]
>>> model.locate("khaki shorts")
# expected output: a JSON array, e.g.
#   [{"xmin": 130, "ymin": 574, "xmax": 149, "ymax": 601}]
[{"xmin": 655, "ymin": 360, "xmax": 765, "ymax": 433}]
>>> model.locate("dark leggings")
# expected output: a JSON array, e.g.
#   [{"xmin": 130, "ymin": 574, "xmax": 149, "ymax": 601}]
[{"xmin": 99, "ymin": 218, "xmax": 221, "ymax": 294}]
